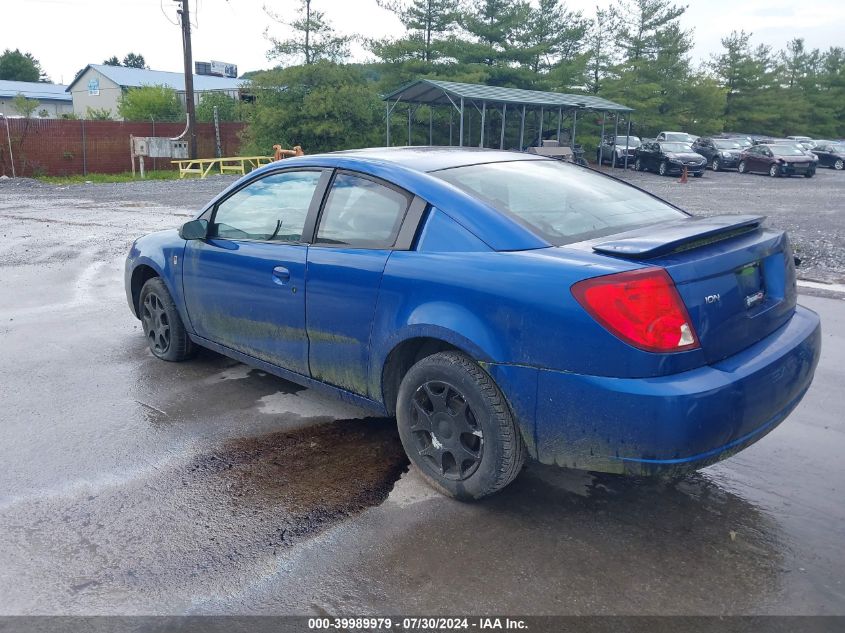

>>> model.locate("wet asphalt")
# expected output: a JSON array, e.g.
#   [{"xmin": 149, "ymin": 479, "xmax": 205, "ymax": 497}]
[{"xmin": 0, "ymin": 173, "xmax": 843, "ymax": 615}]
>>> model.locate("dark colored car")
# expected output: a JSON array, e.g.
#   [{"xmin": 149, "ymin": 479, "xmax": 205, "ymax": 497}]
[
  {"xmin": 634, "ymin": 141, "xmax": 707, "ymax": 176},
  {"xmin": 124, "ymin": 148, "xmax": 821, "ymax": 500},
  {"xmin": 692, "ymin": 137, "xmax": 746, "ymax": 171},
  {"xmin": 811, "ymin": 141, "xmax": 845, "ymax": 170},
  {"xmin": 738, "ymin": 144, "xmax": 818, "ymax": 178},
  {"xmin": 596, "ymin": 135, "xmax": 640, "ymax": 167}
]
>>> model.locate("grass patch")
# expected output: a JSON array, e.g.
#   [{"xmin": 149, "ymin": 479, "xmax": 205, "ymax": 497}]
[{"xmin": 38, "ymin": 170, "xmax": 192, "ymax": 185}]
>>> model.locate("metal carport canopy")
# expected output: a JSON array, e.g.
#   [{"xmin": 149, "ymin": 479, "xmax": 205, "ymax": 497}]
[{"xmin": 382, "ymin": 79, "xmax": 632, "ymax": 112}]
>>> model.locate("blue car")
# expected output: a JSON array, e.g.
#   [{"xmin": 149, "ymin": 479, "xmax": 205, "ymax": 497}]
[{"xmin": 125, "ymin": 148, "xmax": 821, "ymax": 500}]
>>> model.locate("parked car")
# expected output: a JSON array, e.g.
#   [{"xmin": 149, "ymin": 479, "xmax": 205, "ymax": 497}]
[
  {"xmin": 691, "ymin": 137, "xmax": 746, "ymax": 171},
  {"xmin": 634, "ymin": 141, "xmax": 707, "ymax": 176},
  {"xmin": 738, "ymin": 143, "xmax": 818, "ymax": 177},
  {"xmin": 811, "ymin": 141, "xmax": 845, "ymax": 170},
  {"xmin": 656, "ymin": 131, "xmax": 698, "ymax": 143},
  {"xmin": 125, "ymin": 147, "xmax": 821, "ymax": 499},
  {"xmin": 596, "ymin": 135, "xmax": 640, "ymax": 166}
]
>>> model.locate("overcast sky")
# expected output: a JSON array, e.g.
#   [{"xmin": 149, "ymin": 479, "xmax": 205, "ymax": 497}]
[{"xmin": 6, "ymin": 0, "xmax": 845, "ymax": 85}]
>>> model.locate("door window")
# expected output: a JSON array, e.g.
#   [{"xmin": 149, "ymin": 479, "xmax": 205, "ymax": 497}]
[
  {"xmin": 315, "ymin": 173, "xmax": 410, "ymax": 248},
  {"xmin": 210, "ymin": 170, "xmax": 322, "ymax": 242}
]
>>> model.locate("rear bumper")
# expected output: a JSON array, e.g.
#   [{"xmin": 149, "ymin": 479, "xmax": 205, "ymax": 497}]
[{"xmin": 492, "ymin": 306, "xmax": 821, "ymax": 475}]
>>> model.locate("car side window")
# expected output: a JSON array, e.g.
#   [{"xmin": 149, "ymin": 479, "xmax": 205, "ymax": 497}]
[
  {"xmin": 315, "ymin": 173, "xmax": 411, "ymax": 248},
  {"xmin": 210, "ymin": 170, "xmax": 322, "ymax": 242}
]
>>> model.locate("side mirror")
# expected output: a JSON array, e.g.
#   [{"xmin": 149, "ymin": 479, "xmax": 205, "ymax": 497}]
[{"xmin": 179, "ymin": 219, "xmax": 208, "ymax": 240}]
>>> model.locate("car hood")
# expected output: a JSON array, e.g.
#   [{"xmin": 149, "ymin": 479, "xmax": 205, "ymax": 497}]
[{"xmin": 665, "ymin": 152, "xmax": 705, "ymax": 161}]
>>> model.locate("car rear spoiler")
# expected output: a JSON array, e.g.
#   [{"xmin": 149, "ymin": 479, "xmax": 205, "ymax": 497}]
[{"xmin": 592, "ymin": 215, "xmax": 765, "ymax": 259}]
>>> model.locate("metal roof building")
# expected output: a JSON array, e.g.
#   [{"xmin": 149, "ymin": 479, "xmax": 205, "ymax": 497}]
[
  {"xmin": 0, "ymin": 80, "xmax": 72, "ymax": 118},
  {"xmin": 65, "ymin": 64, "xmax": 243, "ymax": 120},
  {"xmin": 383, "ymin": 79, "xmax": 633, "ymax": 150}
]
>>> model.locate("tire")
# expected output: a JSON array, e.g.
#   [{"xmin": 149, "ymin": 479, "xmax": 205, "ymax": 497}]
[
  {"xmin": 834, "ymin": 159, "xmax": 843, "ymax": 170},
  {"xmin": 738, "ymin": 160, "xmax": 747, "ymax": 174},
  {"xmin": 634, "ymin": 158, "xmax": 643, "ymax": 172},
  {"xmin": 804, "ymin": 170, "xmax": 815, "ymax": 178},
  {"xmin": 139, "ymin": 277, "xmax": 195, "ymax": 362},
  {"xmin": 711, "ymin": 158, "xmax": 720, "ymax": 171},
  {"xmin": 769, "ymin": 164, "xmax": 780, "ymax": 178},
  {"xmin": 658, "ymin": 161, "xmax": 668, "ymax": 176},
  {"xmin": 693, "ymin": 172, "xmax": 703, "ymax": 178},
  {"xmin": 396, "ymin": 351, "xmax": 526, "ymax": 500}
]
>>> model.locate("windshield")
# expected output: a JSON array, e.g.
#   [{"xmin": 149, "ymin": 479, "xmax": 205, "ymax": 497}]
[
  {"xmin": 714, "ymin": 140, "xmax": 743, "ymax": 149},
  {"xmin": 660, "ymin": 143, "xmax": 693, "ymax": 153},
  {"xmin": 614, "ymin": 136, "xmax": 640, "ymax": 145},
  {"xmin": 664, "ymin": 133, "xmax": 695, "ymax": 142},
  {"xmin": 433, "ymin": 160, "xmax": 686, "ymax": 246},
  {"xmin": 770, "ymin": 145, "xmax": 806, "ymax": 156}
]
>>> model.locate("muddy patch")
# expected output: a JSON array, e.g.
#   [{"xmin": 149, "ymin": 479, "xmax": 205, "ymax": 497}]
[{"xmin": 191, "ymin": 417, "xmax": 409, "ymax": 520}]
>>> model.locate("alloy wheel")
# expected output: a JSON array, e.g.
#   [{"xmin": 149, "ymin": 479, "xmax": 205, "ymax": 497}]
[
  {"xmin": 712, "ymin": 158, "xmax": 720, "ymax": 171},
  {"xmin": 769, "ymin": 164, "xmax": 779, "ymax": 177},
  {"xmin": 835, "ymin": 159, "xmax": 844, "ymax": 170},
  {"xmin": 141, "ymin": 292, "xmax": 171, "ymax": 355},
  {"xmin": 659, "ymin": 161, "xmax": 668, "ymax": 176},
  {"xmin": 409, "ymin": 380, "xmax": 483, "ymax": 481}
]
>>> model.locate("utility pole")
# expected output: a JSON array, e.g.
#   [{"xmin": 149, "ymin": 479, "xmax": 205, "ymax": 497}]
[{"xmin": 176, "ymin": 0, "xmax": 197, "ymax": 159}]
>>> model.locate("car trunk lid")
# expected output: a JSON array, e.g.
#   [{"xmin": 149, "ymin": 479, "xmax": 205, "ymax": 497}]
[{"xmin": 591, "ymin": 215, "xmax": 797, "ymax": 363}]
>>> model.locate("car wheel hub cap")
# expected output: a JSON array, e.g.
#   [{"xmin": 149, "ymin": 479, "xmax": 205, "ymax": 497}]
[
  {"xmin": 142, "ymin": 293, "xmax": 170, "ymax": 354},
  {"xmin": 410, "ymin": 380, "xmax": 483, "ymax": 481}
]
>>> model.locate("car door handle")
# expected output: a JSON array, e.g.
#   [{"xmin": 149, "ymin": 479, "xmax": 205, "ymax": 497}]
[{"xmin": 272, "ymin": 266, "xmax": 290, "ymax": 284}]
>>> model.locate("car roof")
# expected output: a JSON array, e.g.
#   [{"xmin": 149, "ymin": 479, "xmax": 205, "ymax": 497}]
[{"xmin": 326, "ymin": 146, "xmax": 544, "ymax": 173}]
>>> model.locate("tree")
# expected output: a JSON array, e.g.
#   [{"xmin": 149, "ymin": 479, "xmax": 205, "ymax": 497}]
[
  {"xmin": 122, "ymin": 53, "xmax": 147, "ymax": 69},
  {"xmin": 522, "ymin": 0, "xmax": 589, "ymax": 75},
  {"xmin": 242, "ymin": 62, "xmax": 382, "ymax": 154},
  {"xmin": 583, "ymin": 6, "xmax": 620, "ymax": 94},
  {"xmin": 0, "ymin": 49, "xmax": 47, "ymax": 82},
  {"xmin": 85, "ymin": 107, "xmax": 114, "ymax": 120},
  {"xmin": 12, "ymin": 93, "xmax": 38, "ymax": 118},
  {"xmin": 616, "ymin": 0, "xmax": 686, "ymax": 63},
  {"xmin": 266, "ymin": 0, "xmax": 351, "ymax": 65},
  {"xmin": 376, "ymin": 0, "xmax": 459, "ymax": 62},
  {"xmin": 459, "ymin": 0, "xmax": 532, "ymax": 68},
  {"xmin": 117, "ymin": 85, "xmax": 184, "ymax": 121},
  {"xmin": 103, "ymin": 56, "xmax": 121, "ymax": 66},
  {"xmin": 196, "ymin": 92, "xmax": 245, "ymax": 122}
]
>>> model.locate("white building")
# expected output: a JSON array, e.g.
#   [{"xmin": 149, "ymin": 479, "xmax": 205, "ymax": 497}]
[
  {"xmin": 66, "ymin": 64, "xmax": 243, "ymax": 120},
  {"xmin": 0, "ymin": 80, "xmax": 73, "ymax": 118}
]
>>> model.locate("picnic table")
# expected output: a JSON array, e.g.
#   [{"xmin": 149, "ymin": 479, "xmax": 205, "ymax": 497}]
[{"xmin": 171, "ymin": 156, "xmax": 274, "ymax": 179}]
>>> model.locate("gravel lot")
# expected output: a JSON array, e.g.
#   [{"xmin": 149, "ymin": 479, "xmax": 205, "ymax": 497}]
[
  {"xmin": 599, "ymin": 166, "xmax": 845, "ymax": 284},
  {"xmin": 2, "ymin": 163, "xmax": 842, "ymax": 282},
  {"xmin": 0, "ymin": 166, "xmax": 843, "ymax": 615}
]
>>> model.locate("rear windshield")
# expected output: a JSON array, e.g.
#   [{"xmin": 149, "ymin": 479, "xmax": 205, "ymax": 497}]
[
  {"xmin": 664, "ymin": 133, "xmax": 695, "ymax": 142},
  {"xmin": 770, "ymin": 145, "xmax": 806, "ymax": 156},
  {"xmin": 433, "ymin": 160, "xmax": 686, "ymax": 246},
  {"xmin": 660, "ymin": 143, "xmax": 693, "ymax": 152}
]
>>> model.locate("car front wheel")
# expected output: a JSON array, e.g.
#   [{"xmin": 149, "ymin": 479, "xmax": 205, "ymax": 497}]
[
  {"xmin": 769, "ymin": 164, "xmax": 780, "ymax": 177},
  {"xmin": 396, "ymin": 351, "xmax": 526, "ymax": 500},
  {"xmin": 804, "ymin": 169, "xmax": 815, "ymax": 178},
  {"xmin": 139, "ymin": 277, "xmax": 195, "ymax": 362},
  {"xmin": 834, "ymin": 159, "xmax": 843, "ymax": 170},
  {"xmin": 658, "ymin": 161, "xmax": 668, "ymax": 176},
  {"xmin": 738, "ymin": 160, "xmax": 747, "ymax": 174},
  {"xmin": 711, "ymin": 158, "xmax": 720, "ymax": 171},
  {"xmin": 634, "ymin": 158, "xmax": 644, "ymax": 171}
]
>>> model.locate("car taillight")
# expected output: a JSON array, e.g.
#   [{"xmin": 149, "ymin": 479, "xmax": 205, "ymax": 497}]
[{"xmin": 571, "ymin": 267, "xmax": 699, "ymax": 353}]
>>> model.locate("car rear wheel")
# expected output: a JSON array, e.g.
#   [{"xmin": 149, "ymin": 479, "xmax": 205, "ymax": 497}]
[
  {"xmin": 769, "ymin": 164, "xmax": 780, "ymax": 177},
  {"xmin": 834, "ymin": 159, "xmax": 844, "ymax": 170},
  {"xmin": 711, "ymin": 158, "xmax": 720, "ymax": 171},
  {"xmin": 658, "ymin": 161, "xmax": 668, "ymax": 176},
  {"xmin": 139, "ymin": 277, "xmax": 195, "ymax": 362},
  {"xmin": 396, "ymin": 351, "xmax": 526, "ymax": 500},
  {"xmin": 738, "ymin": 160, "xmax": 747, "ymax": 174}
]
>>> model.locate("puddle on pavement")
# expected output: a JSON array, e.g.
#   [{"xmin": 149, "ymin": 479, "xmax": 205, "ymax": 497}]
[{"xmin": 191, "ymin": 417, "xmax": 409, "ymax": 519}]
